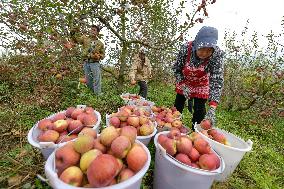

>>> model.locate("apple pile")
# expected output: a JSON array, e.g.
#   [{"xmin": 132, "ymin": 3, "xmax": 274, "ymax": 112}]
[
  {"xmin": 36, "ymin": 106, "xmax": 98, "ymax": 144},
  {"xmin": 158, "ymin": 128, "xmax": 221, "ymax": 171},
  {"xmin": 121, "ymin": 93, "xmax": 142, "ymax": 101},
  {"xmin": 55, "ymin": 126, "xmax": 148, "ymax": 187},
  {"xmin": 108, "ymin": 105, "xmax": 155, "ymax": 136},
  {"xmin": 129, "ymin": 99, "xmax": 154, "ymax": 107},
  {"xmin": 152, "ymin": 106, "xmax": 187, "ymax": 132},
  {"xmin": 200, "ymin": 129, "xmax": 231, "ymax": 146}
]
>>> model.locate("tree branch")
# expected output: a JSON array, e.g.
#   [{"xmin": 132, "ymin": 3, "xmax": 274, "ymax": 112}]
[{"xmin": 95, "ymin": 15, "xmax": 126, "ymax": 42}]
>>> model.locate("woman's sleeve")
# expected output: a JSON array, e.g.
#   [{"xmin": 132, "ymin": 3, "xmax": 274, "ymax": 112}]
[
  {"xmin": 208, "ymin": 48, "xmax": 225, "ymax": 105},
  {"xmin": 173, "ymin": 44, "xmax": 187, "ymax": 83}
]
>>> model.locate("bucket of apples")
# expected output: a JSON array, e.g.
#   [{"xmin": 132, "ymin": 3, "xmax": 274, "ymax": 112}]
[
  {"xmin": 27, "ymin": 105, "xmax": 101, "ymax": 159},
  {"xmin": 153, "ymin": 128, "xmax": 225, "ymax": 189},
  {"xmin": 120, "ymin": 93, "xmax": 145, "ymax": 105},
  {"xmin": 194, "ymin": 121, "xmax": 253, "ymax": 181},
  {"xmin": 106, "ymin": 105, "xmax": 157, "ymax": 146},
  {"xmin": 151, "ymin": 106, "xmax": 189, "ymax": 133},
  {"xmin": 44, "ymin": 126, "xmax": 151, "ymax": 188}
]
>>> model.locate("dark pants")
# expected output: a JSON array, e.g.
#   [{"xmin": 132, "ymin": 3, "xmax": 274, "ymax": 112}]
[
  {"xmin": 138, "ymin": 81, "xmax": 148, "ymax": 99},
  {"xmin": 174, "ymin": 93, "xmax": 207, "ymax": 130}
]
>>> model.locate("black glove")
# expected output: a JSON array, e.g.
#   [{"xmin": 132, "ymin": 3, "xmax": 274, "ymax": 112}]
[{"xmin": 204, "ymin": 107, "xmax": 216, "ymax": 127}]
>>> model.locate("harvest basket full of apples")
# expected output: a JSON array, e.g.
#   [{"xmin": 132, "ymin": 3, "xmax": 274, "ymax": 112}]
[
  {"xmin": 152, "ymin": 129, "xmax": 225, "ymax": 189},
  {"xmin": 106, "ymin": 105, "xmax": 157, "ymax": 146},
  {"xmin": 120, "ymin": 93, "xmax": 145, "ymax": 104},
  {"xmin": 44, "ymin": 126, "xmax": 151, "ymax": 188},
  {"xmin": 194, "ymin": 122, "xmax": 253, "ymax": 181},
  {"xmin": 28, "ymin": 105, "xmax": 101, "ymax": 159}
]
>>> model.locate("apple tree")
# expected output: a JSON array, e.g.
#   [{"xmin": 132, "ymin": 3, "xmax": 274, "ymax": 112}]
[
  {"xmin": 0, "ymin": 0, "xmax": 218, "ymax": 88},
  {"xmin": 222, "ymin": 19, "xmax": 284, "ymax": 117}
]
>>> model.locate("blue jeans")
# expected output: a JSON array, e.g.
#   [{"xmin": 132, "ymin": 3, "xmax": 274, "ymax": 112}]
[{"xmin": 83, "ymin": 62, "xmax": 101, "ymax": 95}]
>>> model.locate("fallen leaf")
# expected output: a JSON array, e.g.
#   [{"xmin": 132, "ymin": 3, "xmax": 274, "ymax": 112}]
[
  {"xmin": 16, "ymin": 149, "xmax": 28, "ymax": 159},
  {"xmin": 8, "ymin": 175, "xmax": 22, "ymax": 186}
]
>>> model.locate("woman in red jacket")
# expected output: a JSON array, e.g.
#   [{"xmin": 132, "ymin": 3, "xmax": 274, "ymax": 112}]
[{"xmin": 173, "ymin": 26, "xmax": 225, "ymax": 130}]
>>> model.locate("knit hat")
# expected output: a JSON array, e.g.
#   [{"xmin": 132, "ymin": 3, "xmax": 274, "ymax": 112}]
[{"xmin": 192, "ymin": 26, "xmax": 218, "ymax": 51}]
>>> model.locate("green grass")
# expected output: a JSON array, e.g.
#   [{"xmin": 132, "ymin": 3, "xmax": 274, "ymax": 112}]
[{"xmin": 0, "ymin": 72, "xmax": 283, "ymax": 188}]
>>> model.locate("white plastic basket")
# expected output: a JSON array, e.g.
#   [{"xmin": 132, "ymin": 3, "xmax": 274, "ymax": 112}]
[
  {"xmin": 194, "ymin": 123, "xmax": 253, "ymax": 182},
  {"xmin": 27, "ymin": 105, "xmax": 101, "ymax": 160},
  {"xmin": 106, "ymin": 114, "xmax": 157, "ymax": 146},
  {"xmin": 153, "ymin": 131, "xmax": 225, "ymax": 189},
  {"xmin": 120, "ymin": 93, "xmax": 145, "ymax": 105},
  {"xmin": 44, "ymin": 140, "xmax": 151, "ymax": 189},
  {"xmin": 127, "ymin": 99, "xmax": 155, "ymax": 112}
]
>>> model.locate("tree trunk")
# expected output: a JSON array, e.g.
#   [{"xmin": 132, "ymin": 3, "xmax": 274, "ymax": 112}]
[
  {"xmin": 117, "ymin": 42, "xmax": 129, "ymax": 91},
  {"xmin": 117, "ymin": 3, "xmax": 128, "ymax": 91}
]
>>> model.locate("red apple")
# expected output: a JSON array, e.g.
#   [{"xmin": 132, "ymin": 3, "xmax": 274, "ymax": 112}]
[
  {"xmin": 71, "ymin": 108, "xmax": 84, "ymax": 119},
  {"xmin": 200, "ymin": 119, "xmax": 212, "ymax": 130},
  {"xmin": 56, "ymin": 134, "xmax": 77, "ymax": 144},
  {"xmin": 177, "ymin": 136, "xmax": 192, "ymax": 155},
  {"xmin": 82, "ymin": 114, "xmax": 97, "ymax": 127},
  {"xmin": 59, "ymin": 166, "xmax": 83, "ymax": 186},
  {"xmin": 100, "ymin": 126, "xmax": 119, "ymax": 147},
  {"xmin": 93, "ymin": 138, "xmax": 107, "ymax": 153},
  {"xmin": 109, "ymin": 116, "xmax": 121, "ymax": 128},
  {"xmin": 79, "ymin": 127, "xmax": 97, "ymax": 138},
  {"xmin": 37, "ymin": 119, "xmax": 54, "ymax": 130},
  {"xmin": 199, "ymin": 154, "xmax": 217, "ymax": 171},
  {"xmin": 68, "ymin": 120, "xmax": 84, "ymax": 134},
  {"xmin": 127, "ymin": 116, "xmax": 140, "ymax": 127},
  {"xmin": 126, "ymin": 144, "xmax": 148, "ymax": 172},
  {"xmin": 161, "ymin": 138, "xmax": 177, "ymax": 156},
  {"xmin": 120, "ymin": 126, "xmax": 137, "ymax": 144},
  {"xmin": 53, "ymin": 119, "xmax": 68, "ymax": 132},
  {"xmin": 52, "ymin": 113, "xmax": 66, "ymax": 122},
  {"xmin": 175, "ymin": 153, "xmax": 191, "ymax": 166},
  {"xmin": 118, "ymin": 168, "xmax": 135, "ymax": 183},
  {"xmin": 38, "ymin": 130, "xmax": 59, "ymax": 143},
  {"xmin": 87, "ymin": 154, "xmax": 120, "ymax": 187},
  {"xmin": 55, "ymin": 142, "xmax": 80, "ymax": 175},
  {"xmin": 111, "ymin": 136, "xmax": 131, "ymax": 158},
  {"xmin": 194, "ymin": 138, "xmax": 211, "ymax": 154},
  {"xmin": 188, "ymin": 147, "xmax": 200, "ymax": 162},
  {"xmin": 65, "ymin": 107, "xmax": 76, "ymax": 118},
  {"xmin": 167, "ymin": 128, "xmax": 181, "ymax": 139}
]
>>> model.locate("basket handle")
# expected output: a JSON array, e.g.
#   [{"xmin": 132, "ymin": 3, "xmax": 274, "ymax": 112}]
[
  {"xmin": 246, "ymin": 139, "xmax": 253, "ymax": 151},
  {"xmin": 37, "ymin": 174, "xmax": 51, "ymax": 186},
  {"xmin": 76, "ymin": 104, "xmax": 86, "ymax": 109}
]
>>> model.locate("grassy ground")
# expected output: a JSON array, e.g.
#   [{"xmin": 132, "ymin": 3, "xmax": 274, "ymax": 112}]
[{"xmin": 0, "ymin": 59, "xmax": 283, "ymax": 189}]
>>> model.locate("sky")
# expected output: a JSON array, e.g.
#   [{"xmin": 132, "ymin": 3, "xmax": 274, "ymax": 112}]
[{"xmin": 184, "ymin": 0, "xmax": 284, "ymax": 49}]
